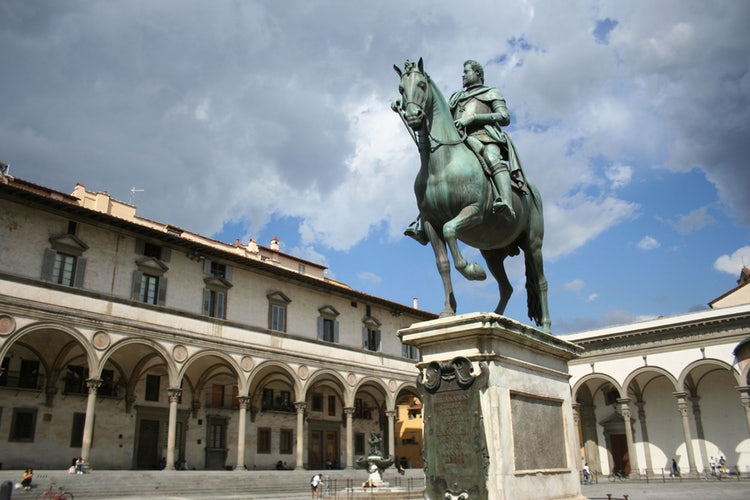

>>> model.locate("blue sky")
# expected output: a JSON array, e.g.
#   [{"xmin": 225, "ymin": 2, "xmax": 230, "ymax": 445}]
[{"xmin": 1, "ymin": 1, "xmax": 748, "ymax": 333}]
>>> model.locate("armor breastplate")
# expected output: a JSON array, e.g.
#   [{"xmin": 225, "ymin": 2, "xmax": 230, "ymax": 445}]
[{"xmin": 454, "ymin": 96, "xmax": 495, "ymax": 141}]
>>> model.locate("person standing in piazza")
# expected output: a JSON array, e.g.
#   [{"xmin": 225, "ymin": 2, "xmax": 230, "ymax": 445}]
[{"xmin": 404, "ymin": 59, "xmax": 526, "ymax": 244}]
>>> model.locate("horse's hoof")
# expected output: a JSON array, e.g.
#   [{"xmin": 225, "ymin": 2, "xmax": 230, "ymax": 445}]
[
  {"xmin": 462, "ymin": 263, "xmax": 487, "ymax": 281},
  {"xmin": 438, "ymin": 309, "xmax": 455, "ymax": 318}
]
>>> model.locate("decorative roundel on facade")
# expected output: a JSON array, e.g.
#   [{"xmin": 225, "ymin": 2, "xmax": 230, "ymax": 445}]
[
  {"xmin": 389, "ymin": 379, "xmax": 397, "ymax": 392},
  {"xmin": 241, "ymin": 356, "xmax": 254, "ymax": 372},
  {"xmin": 172, "ymin": 345, "xmax": 188, "ymax": 363},
  {"xmin": 347, "ymin": 372, "xmax": 357, "ymax": 386},
  {"xmin": 298, "ymin": 365, "xmax": 309, "ymax": 379},
  {"xmin": 92, "ymin": 331, "xmax": 110, "ymax": 350},
  {"xmin": 0, "ymin": 315, "xmax": 16, "ymax": 336}
]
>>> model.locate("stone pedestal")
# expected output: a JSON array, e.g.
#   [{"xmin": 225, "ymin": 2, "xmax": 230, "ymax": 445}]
[{"xmin": 399, "ymin": 313, "xmax": 585, "ymax": 500}]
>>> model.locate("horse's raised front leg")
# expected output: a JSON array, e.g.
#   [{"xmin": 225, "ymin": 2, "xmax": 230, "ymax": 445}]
[
  {"xmin": 443, "ymin": 205, "xmax": 487, "ymax": 281},
  {"xmin": 423, "ymin": 220, "xmax": 457, "ymax": 317}
]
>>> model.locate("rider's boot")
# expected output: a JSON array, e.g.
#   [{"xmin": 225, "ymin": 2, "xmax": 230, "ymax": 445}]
[
  {"xmin": 404, "ymin": 216, "xmax": 429, "ymax": 246},
  {"xmin": 490, "ymin": 160, "xmax": 516, "ymax": 221}
]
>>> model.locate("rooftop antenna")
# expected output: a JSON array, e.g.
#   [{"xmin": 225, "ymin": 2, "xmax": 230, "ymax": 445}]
[{"xmin": 129, "ymin": 187, "xmax": 144, "ymax": 205}]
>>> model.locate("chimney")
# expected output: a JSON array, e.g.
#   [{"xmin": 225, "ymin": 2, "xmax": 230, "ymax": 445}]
[
  {"xmin": 270, "ymin": 237, "xmax": 280, "ymax": 251},
  {"xmin": 412, "ymin": 297, "xmax": 419, "ymax": 309}
]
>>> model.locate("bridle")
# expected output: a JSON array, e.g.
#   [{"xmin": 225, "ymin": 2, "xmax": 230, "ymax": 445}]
[{"xmin": 396, "ymin": 70, "xmax": 466, "ymax": 153}]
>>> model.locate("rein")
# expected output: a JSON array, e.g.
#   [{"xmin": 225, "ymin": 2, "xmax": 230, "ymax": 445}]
[{"xmin": 398, "ymin": 72, "xmax": 466, "ymax": 153}]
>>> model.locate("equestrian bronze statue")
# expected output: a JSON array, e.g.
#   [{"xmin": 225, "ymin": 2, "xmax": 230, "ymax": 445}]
[{"xmin": 393, "ymin": 58, "xmax": 550, "ymax": 331}]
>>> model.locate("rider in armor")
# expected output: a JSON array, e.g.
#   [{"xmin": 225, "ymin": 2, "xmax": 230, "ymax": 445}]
[{"xmin": 405, "ymin": 59, "xmax": 519, "ymax": 244}]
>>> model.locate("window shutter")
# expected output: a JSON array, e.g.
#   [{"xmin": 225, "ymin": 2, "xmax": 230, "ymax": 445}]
[
  {"xmin": 317, "ymin": 317, "xmax": 324, "ymax": 340},
  {"xmin": 41, "ymin": 248, "xmax": 57, "ymax": 281},
  {"xmin": 157, "ymin": 277, "xmax": 168, "ymax": 305},
  {"xmin": 376, "ymin": 330, "xmax": 382, "ymax": 352},
  {"xmin": 131, "ymin": 270, "xmax": 143, "ymax": 300},
  {"xmin": 135, "ymin": 239, "xmax": 145, "ymax": 255},
  {"xmin": 202, "ymin": 289, "xmax": 211, "ymax": 315},
  {"xmin": 217, "ymin": 291, "xmax": 225, "ymax": 319},
  {"xmin": 402, "ymin": 343, "xmax": 409, "ymax": 358},
  {"xmin": 362, "ymin": 327, "xmax": 369, "ymax": 350},
  {"xmin": 161, "ymin": 247, "xmax": 171, "ymax": 262},
  {"xmin": 225, "ymin": 265, "xmax": 233, "ymax": 282},
  {"xmin": 203, "ymin": 259, "xmax": 212, "ymax": 274},
  {"xmin": 73, "ymin": 256, "xmax": 87, "ymax": 288},
  {"xmin": 333, "ymin": 321, "xmax": 339, "ymax": 343}
]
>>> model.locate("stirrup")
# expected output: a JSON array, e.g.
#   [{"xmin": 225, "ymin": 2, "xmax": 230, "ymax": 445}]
[{"xmin": 404, "ymin": 224, "xmax": 429, "ymax": 246}]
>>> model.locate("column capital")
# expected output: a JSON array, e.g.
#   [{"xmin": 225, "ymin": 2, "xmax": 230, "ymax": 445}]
[
  {"xmin": 85, "ymin": 378, "xmax": 103, "ymax": 394},
  {"xmin": 237, "ymin": 396, "xmax": 252, "ymax": 409},
  {"xmin": 385, "ymin": 409, "xmax": 397, "ymax": 418},
  {"xmin": 736, "ymin": 385, "xmax": 750, "ymax": 400},
  {"xmin": 344, "ymin": 407, "xmax": 355, "ymax": 416},
  {"xmin": 168, "ymin": 388, "xmax": 183, "ymax": 404},
  {"xmin": 295, "ymin": 402, "xmax": 307, "ymax": 413}
]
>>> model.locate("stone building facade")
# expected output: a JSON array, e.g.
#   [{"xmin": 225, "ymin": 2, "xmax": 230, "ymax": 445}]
[
  {"xmin": 0, "ymin": 175, "xmax": 434, "ymax": 470},
  {"xmin": 562, "ymin": 274, "xmax": 750, "ymax": 477}
]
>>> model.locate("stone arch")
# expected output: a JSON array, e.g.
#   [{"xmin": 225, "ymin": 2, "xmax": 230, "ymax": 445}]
[
  {"xmin": 622, "ymin": 366, "xmax": 679, "ymax": 399},
  {"xmin": 678, "ymin": 358, "xmax": 742, "ymax": 391},
  {"xmin": 248, "ymin": 360, "xmax": 300, "ymax": 416},
  {"xmin": 180, "ymin": 350, "xmax": 244, "ymax": 408},
  {"xmin": 304, "ymin": 368, "xmax": 349, "ymax": 403},
  {"xmin": 572, "ymin": 373, "xmax": 624, "ymax": 403},
  {"xmin": 1, "ymin": 321, "xmax": 94, "ymax": 405}
]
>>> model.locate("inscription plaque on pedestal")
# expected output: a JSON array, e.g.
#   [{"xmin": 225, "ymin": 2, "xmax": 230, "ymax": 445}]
[{"xmin": 419, "ymin": 357, "xmax": 489, "ymax": 500}]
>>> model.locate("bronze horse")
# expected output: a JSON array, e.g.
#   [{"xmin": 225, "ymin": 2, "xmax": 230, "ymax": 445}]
[{"xmin": 393, "ymin": 58, "xmax": 550, "ymax": 331}]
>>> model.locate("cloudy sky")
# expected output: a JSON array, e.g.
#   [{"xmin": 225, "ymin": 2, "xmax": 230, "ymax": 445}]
[{"xmin": 2, "ymin": 0, "xmax": 749, "ymax": 334}]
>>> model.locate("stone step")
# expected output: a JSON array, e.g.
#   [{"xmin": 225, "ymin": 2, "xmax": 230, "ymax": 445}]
[{"xmin": 0, "ymin": 469, "xmax": 426, "ymax": 499}]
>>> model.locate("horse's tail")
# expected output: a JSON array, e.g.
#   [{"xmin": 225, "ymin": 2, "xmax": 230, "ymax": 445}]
[{"xmin": 524, "ymin": 182, "xmax": 546, "ymax": 327}]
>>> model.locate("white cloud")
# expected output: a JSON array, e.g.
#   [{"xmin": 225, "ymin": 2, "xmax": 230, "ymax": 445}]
[
  {"xmin": 675, "ymin": 206, "xmax": 715, "ymax": 235},
  {"xmin": 563, "ymin": 279, "xmax": 586, "ymax": 291},
  {"xmin": 637, "ymin": 236, "xmax": 661, "ymax": 250},
  {"xmin": 587, "ymin": 293, "xmax": 599, "ymax": 302},
  {"xmin": 714, "ymin": 246, "xmax": 750, "ymax": 275},
  {"xmin": 357, "ymin": 271, "xmax": 382, "ymax": 284},
  {"xmin": 605, "ymin": 165, "xmax": 633, "ymax": 190}
]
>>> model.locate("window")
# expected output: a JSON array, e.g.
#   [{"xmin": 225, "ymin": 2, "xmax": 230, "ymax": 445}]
[
  {"xmin": 41, "ymin": 232, "xmax": 88, "ymax": 287},
  {"xmin": 208, "ymin": 419, "xmax": 226, "ymax": 449},
  {"xmin": 64, "ymin": 367, "xmax": 115, "ymax": 396},
  {"xmin": 64, "ymin": 365, "xmax": 87, "ymax": 394},
  {"xmin": 312, "ymin": 393, "xmax": 323, "ymax": 412},
  {"xmin": 317, "ymin": 306, "xmax": 340, "ymax": 343},
  {"xmin": 280, "ymin": 429, "xmax": 294, "ymax": 454},
  {"xmin": 203, "ymin": 289, "xmax": 226, "ymax": 319},
  {"xmin": 278, "ymin": 391, "xmax": 292, "ymax": 412},
  {"xmin": 70, "ymin": 412, "xmax": 86, "ymax": 447},
  {"xmin": 145, "ymin": 374, "xmax": 160, "ymax": 402},
  {"xmin": 402, "ymin": 344, "xmax": 419, "ymax": 361},
  {"xmin": 9, "ymin": 408, "xmax": 37, "ymax": 442},
  {"xmin": 362, "ymin": 316, "xmax": 382, "ymax": 352},
  {"xmin": 328, "ymin": 395, "xmax": 336, "ymax": 416},
  {"xmin": 202, "ymin": 260, "xmax": 233, "ymax": 319},
  {"xmin": 267, "ymin": 291, "xmax": 291, "ymax": 332},
  {"xmin": 355, "ymin": 433, "xmax": 365, "ymax": 455},
  {"xmin": 354, "ymin": 398, "xmax": 371, "ymax": 419},
  {"xmin": 132, "ymin": 240, "xmax": 169, "ymax": 306},
  {"xmin": 261, "ymin": 388, "xmax": 274, "ymax": 411},
  {"xmin": 18, "ymin": 360, "xmax": 40, "ymax": 389},
  {"xmin": 0, "ymin": 357, "xmax": 8, "ymax": 386},
  {"xmin": 211, "ymin": 384, "xmax": 225, "ymax": 408},
  {"xmin": 257, "ymin": 428, "xmax": 271, "ymax": 453}
]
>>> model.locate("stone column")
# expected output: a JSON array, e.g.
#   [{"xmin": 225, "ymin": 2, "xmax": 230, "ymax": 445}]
[
  {"xmin": 81, "ymin": 378, "xmax": 102, "ymax": 463},
  {"xmin": 164, "ymin": 388, "xmax": 182, "ymax": 471},
  {"xmin": 737, "ymin": 386, "xmax": 750, "ymax": 437},
  {"xmin": 617, "ymin": 399, "xmax": 639, "ymax": 477},
  {"xmin": 673, "ymin": 392, "xmax": 697, "ymax": 475},
  {"xmin": 635, "ymin": 401, "xmax": 653, "ymax": 475},
  {"xmin": 691, "ymin": 396, "xmax": 709, "ymax": 473},
  {"xmin": 344, "ymin": 407, "xmax": 355, "ymax": 469},
  {"xmin": 386, "ymin": 410, "xmax": 396, "ymax": 459},
  {"xmin": 571, "ymin": 403, "xmax": 583, "ymax": 465},
  {"xmin": 580, "ymin": 403, "xmax": 601, "ymax": 473},
  {"xmin": 295, "ymin": 402, "xmax": 306, "ymax": 470},
  {"xmin": 236, "ymin": 396, "xmax": 251, "ymax": 471}
]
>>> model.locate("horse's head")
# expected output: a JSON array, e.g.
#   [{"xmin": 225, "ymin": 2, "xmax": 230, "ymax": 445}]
[{"xmin": 393, "ymin": 58, "xmax": 431, "ymax": 130}]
